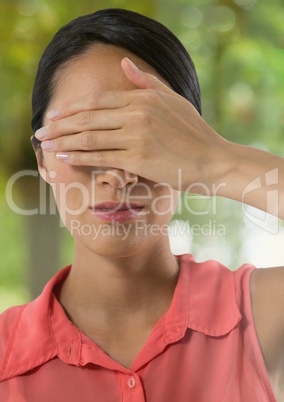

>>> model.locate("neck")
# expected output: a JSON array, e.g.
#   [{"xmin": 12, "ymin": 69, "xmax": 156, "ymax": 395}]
[{"xmin": 58, "ymin": 239, "xmax": 180, "ymax": 326}]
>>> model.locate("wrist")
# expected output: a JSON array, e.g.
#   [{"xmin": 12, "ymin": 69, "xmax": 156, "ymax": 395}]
[{"xmin": 214, "ymin": 141, "xmax": 283, "ymax": 219}]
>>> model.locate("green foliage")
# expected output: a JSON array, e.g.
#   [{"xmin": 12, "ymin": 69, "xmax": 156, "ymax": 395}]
[
  {"xmin": 1, "ymin": 0, "xmax": 283, "ymax": 311},
  {"xmin": 0, "ymin": 175, "xmax": 30, "ymax": 310},
  {"xmin": 157, "ymin": 0, "xmax": 284, "ymax": 153}
]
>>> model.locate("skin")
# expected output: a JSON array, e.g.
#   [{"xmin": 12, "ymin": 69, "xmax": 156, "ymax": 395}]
[{"xmin": 34, "ymin": 45, "xmax": 284, "ymax": 392}]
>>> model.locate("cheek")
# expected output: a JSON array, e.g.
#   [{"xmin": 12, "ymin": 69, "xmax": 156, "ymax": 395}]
[
  {"xmin": 44, "ymin": 154, "xmax": 90, "ymax": 220},
  {"xmin": 44, "ymin": 152, "xmax": 71, "ymax": 182},
  {"xmin": 51, "ymin": 182, "xmax": 88, "ymax": 215},
  {"xmin": 150, "ymin": 188, "xmax": 180, "ymax": 218}
]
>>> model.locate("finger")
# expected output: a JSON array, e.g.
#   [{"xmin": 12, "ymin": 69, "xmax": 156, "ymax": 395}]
[
  {"xmin": 121, "ymin": 57, "xmax": 174, "ymax": 95},
  {"xmin": 37, "ymin": 108, "xmax": 125, "ymax": 140},
  {"xmin": 45, "ymin": 90, "xmax": 137, "ymax": 122},
  {"xmin": 55, "ymin": 149, "xmax": 129, "ymax": 170},
  {"xmin": 41, "ymin": 129, "xmax": 127, "ymax": 152}
]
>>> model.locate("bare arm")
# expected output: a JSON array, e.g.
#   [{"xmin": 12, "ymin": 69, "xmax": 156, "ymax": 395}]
[{"xmin": 251, "ymin": 267, "xmax": 284, "ymax": 399}]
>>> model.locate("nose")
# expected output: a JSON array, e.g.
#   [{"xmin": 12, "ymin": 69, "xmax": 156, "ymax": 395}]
[{"xmin": 94, "ymin": 168, "xmax": 138, "ymax": 189}]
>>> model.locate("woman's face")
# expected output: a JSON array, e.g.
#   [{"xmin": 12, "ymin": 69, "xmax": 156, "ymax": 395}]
[{"xmin": 39, "ymin": 45, "xmax": 180, "ymax": 258}]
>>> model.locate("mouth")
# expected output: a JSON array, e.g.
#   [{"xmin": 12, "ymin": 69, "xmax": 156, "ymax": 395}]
[{"xmin": 90, "ymin": 202, "xmax": 145, "ymax": 223}]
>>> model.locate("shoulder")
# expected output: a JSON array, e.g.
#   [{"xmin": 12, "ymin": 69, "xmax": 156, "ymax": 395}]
[
  {"xmin": 187, "ymin": 255, "xmax": 255, "ymax": 298},
  {"xmin": 0, "ymin": 304, "xmax": 25, "ymax": 339},
  {"xmin": 0, "ymin": 305, "xmax": 26, "ymax": 367},
  {"xmin": 250, "ymin": 267, "xmax": 284, "ymax": 374},
  {"xmin": 0, "ymin": 266, "xmax": 72, "ymax": 377},
  {"xmin": 181, "ymin": 255, "xmax": 254, "ymax": 335}
]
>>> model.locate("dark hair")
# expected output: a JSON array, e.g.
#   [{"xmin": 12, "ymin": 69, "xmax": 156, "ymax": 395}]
[{"xmin": 31, "ymin": 8, "xmax": 201, "ymax": 149}]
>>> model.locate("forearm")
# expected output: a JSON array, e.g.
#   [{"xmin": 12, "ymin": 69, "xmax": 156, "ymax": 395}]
[{"xmin": 217, "ymin": 142, "xmax": 284, "ymax": 220}]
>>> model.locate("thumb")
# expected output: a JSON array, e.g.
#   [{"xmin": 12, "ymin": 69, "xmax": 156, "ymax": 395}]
[{"xmin": 121, "ymin": 57, "xmax": 173, "ymax": 94}]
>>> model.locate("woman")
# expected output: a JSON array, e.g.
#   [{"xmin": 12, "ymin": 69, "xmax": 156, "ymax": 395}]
[{"xmin": 1, "ymin": 8, "xmax": 284, "ymax": 402}]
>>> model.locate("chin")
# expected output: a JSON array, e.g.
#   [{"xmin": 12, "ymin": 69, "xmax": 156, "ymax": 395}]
[
  {"xmin": 66, "ymin": 213, "xmax": 173, "ymax": 258},
  {"xmin": 73, "ymin": 228, "xmax": 165, "ymax": 260}
]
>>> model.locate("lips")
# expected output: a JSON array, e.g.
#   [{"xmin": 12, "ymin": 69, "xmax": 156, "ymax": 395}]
[{"xmin": 90, "ymin": 202, "xmax": 144, "ymax": 223}]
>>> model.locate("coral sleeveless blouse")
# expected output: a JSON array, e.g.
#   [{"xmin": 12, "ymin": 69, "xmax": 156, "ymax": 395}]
[{"xmin": 0, "ymin": 254, "xmax": 277, "ymax": 401}]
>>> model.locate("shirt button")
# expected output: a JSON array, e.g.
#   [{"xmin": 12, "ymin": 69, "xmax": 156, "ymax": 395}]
[{"xmin": 127, "ymin": 376, "xmax": 136, "ymax": 389}]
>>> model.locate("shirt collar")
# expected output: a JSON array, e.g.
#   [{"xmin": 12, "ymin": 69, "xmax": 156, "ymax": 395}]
[
  {"xmin": 0, "ymin": 255, "xmax": 241, "ymax": 381},
  {"xmin": 0, "ymin": 267, "xmax": 77, "ymax": 382},
  {"xmin": 163, "ymin": 254, "xmax": 241, "ymax": 342}
]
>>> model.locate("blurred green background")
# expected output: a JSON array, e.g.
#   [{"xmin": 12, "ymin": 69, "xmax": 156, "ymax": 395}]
[{"xmin": 1, "ymin": 0, "xmax": 284, "ymax": 312}]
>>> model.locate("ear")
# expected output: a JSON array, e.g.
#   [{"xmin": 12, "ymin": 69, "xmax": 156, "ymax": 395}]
[
  {"xmin": 34, "ymin": 150, "xmax": 50, "ymax": 183},
  {"xmin": 31, "ymin": 135, "xmax": 50, "ymax": 183}
]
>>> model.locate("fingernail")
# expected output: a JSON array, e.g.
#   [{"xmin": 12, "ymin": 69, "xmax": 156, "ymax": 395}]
[
  {"xmin": 41, "ymin": 140, "xmax": 53, "ymax": 150},
  {"xmin": 47, "ymin": 109, "xmax": 60, "ymax": 120},
  {"xmin": 126, "ymin": 58, "xmax": 139, "ymax": 71},
  {"xmin": 56, "ymin": 152, "xmax": 69, "ymax": 161},
  {"xmin": 35, "ymin": 127, "xmax": 47, "ymax": 140}
]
